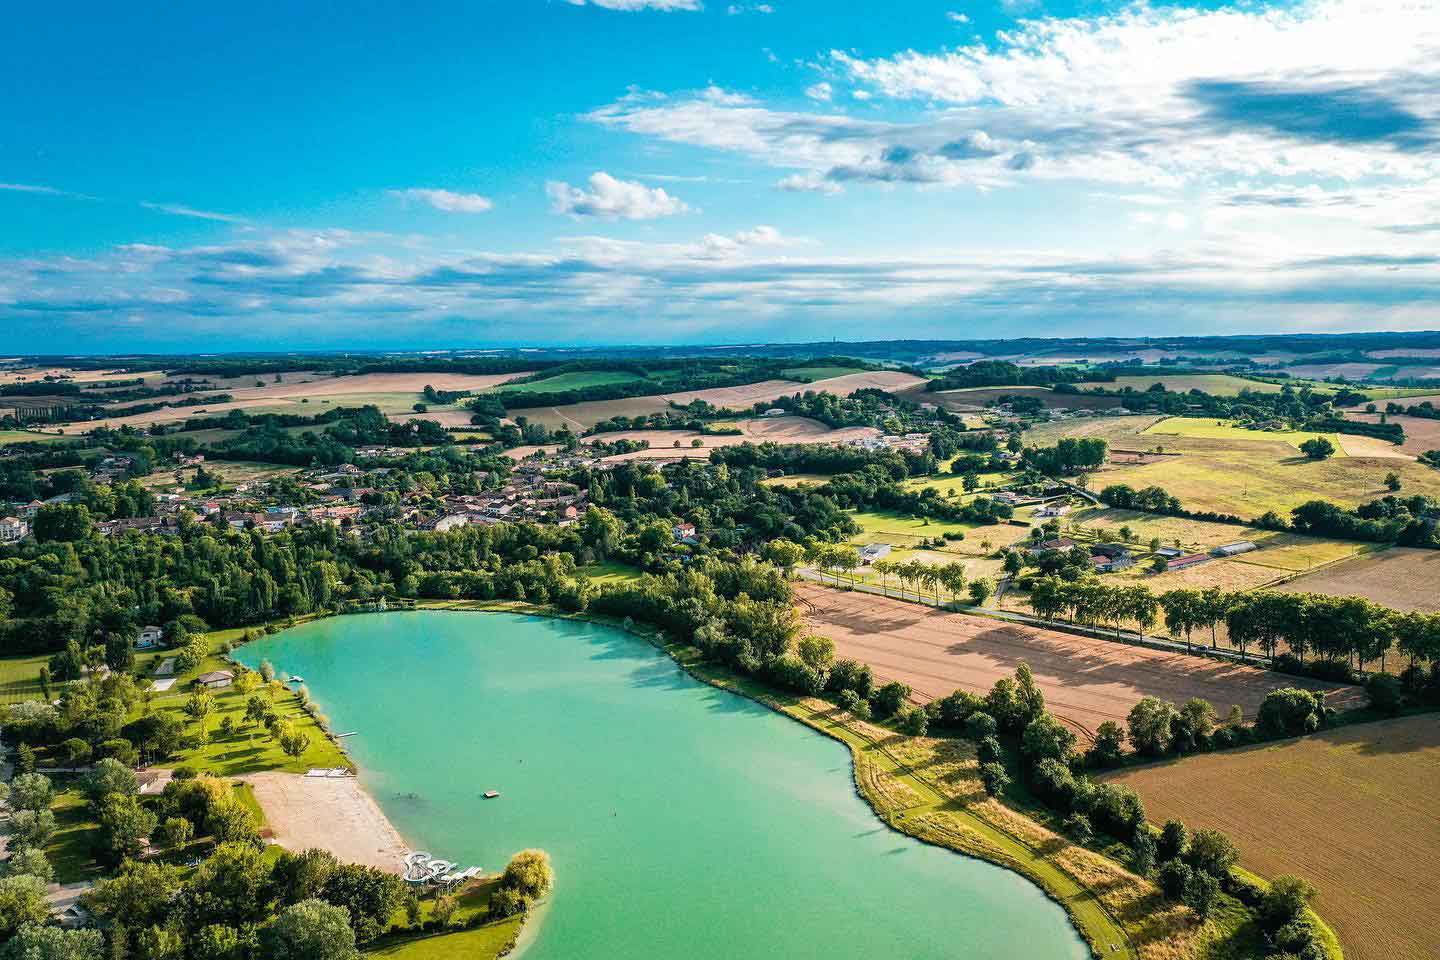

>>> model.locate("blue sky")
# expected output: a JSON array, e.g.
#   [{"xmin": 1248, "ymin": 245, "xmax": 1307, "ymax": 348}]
[{"xmin": 3, "ymin": 0, "xmax": 1438, "ymax": 351}]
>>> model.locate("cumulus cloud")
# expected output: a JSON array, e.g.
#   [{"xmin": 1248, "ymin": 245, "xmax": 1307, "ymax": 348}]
[
  {"xmin": 391, "ymin": 188, "xmax": 494, "ymax": 213},
  {"xmin": 805, "ymin": 82, "xmax": 833, "ymax": 102},
  {"xmin": 776, "ymin": 172, "xmax": 843, "ymax": 194},
  {"xmin": 946, "ymin": 11, "xmax": 970, "ymax": 23},
  {"xmin": 546, "ymin": 172, "xmax": 692, "ymax": 219}
]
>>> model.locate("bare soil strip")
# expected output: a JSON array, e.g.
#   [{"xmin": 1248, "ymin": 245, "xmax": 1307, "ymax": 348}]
[{"xmin": 797, "ymin": 584, "xmax": 1363, "ymax": 740}]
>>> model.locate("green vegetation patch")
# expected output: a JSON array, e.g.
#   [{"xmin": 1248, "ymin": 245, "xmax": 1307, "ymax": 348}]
[
  {"xmin": 1107, "ymin": 374, "xmax": 1283, "ymax": 396},
  {"xmin": 1141, "ymin": 417, "xmax": 1342, "ymax": 451},
  {"xmin": 493, "ymin": 370, "xmax": 647, "ymax": 394},
  {"xmin": 780, "ymin": 365, "xmax": 865, "ymax": 380}
]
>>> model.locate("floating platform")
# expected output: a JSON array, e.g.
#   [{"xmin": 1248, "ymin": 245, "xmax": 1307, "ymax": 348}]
[{"xmin": 483, "ymin": 790, "xmax": 500, "ymax": 799}]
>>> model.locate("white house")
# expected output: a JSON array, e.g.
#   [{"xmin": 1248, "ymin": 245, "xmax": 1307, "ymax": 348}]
[
  {"xmin": 858, "ymin": 543, "xmax": 892, "ymax": 564},
  {"xmin": 136, "ymin": 625, "xmax": 164, "ymax": 650},
  {"xmin": 0, "ymin": 516, "xmax": 28, "ymax": 542}
]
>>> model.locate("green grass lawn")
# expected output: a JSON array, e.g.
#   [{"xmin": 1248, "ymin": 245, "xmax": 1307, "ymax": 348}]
[
  {"xmin": 365, "ymin": 878, "xmax": 525, "ymax": 959},
  {"xmin": 577, "ymin": 560, "xmax": 643, "ymax": 585},
  {"xmin": 44, "ymin": 787, "xmax": 104, "ymax": 883},
  {"xmin": 0, "ymin": 651, "xmax": 49, "ymax": 705},
  {"xmin": 492, "ymin": 370, "xmax": 645, "ymax": 394}
]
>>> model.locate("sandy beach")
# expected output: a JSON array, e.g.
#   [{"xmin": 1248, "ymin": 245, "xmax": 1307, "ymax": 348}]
[{"xmin": 243, "ymin": 772, "xmax": 408, "ymax": 873}]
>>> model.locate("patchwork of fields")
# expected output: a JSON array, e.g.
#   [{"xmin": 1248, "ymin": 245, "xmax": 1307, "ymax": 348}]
[
  {"xmin": 518, "ymin": 370, "xmax": 926, "ymax": 430},
  {"xmin": 585, "ymin": 416, "xmax": 882, "ymax": 461},
  {"xmin": 1107, "ymin": 374, "xmax": 1282, "ymax": 396},
  {"xmin": 911, "ymin": 385, "xmax": 1125, "ymax": 411},
  {"xmin": 1104, "ymin": 716, "xmax": 1440, "ymax": 960}
]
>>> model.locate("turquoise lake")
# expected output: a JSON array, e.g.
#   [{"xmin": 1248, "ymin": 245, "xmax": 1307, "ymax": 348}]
[{"xmin": 236, "ymin": 611, "xmax": 1088, "ymax": 960}]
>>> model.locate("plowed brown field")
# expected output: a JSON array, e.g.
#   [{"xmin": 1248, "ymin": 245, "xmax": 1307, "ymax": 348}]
[
  {"xmin": 797, "ymin": 583, "xmax": 1363, "ymax": 740},
  {"xmin": 1275, "ymin": 547, "xmax": 1440, "ymax": 613},
  {"xmin": 1104, "ymin": 716, "xmax": 1440, "ymax": 960}
]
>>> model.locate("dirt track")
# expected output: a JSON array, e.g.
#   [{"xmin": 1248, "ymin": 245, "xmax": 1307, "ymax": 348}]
[{"xmin": 797, "ymin": 584, "xmax": 1363, "ymax": 740}]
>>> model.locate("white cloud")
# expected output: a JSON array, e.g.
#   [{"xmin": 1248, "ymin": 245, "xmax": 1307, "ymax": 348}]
[
  {"xmin": 946, "ymin": 11, "xmax": 970, "ymax": 23},
  {"xmin": 141, "ymin": 202, "xmax": 248, "ymax": 223},
  {"xmin": 546, "ymin": 172, "xmax": 692, "ymax": 219},
  {"xmin": 392, "ymin": 188, "xmax": 494, "ymax": 213},
  {"xmin": 776, "ymin": 172, "xmax": 843, "ymax": 194},
  {"xmin": 805, "ymin": 81, "xmax": 833, "ymax": 102},
  {"xmin": 567, "ymin": 0, "xmax": 701, "ymax": 9},
  {"xmin": 0, "ymin": 182, "xmax": 67, "ymax": 195}
]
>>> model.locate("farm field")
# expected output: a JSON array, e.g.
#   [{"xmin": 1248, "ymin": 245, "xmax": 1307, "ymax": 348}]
[
  {"xmin": 55, "ymin": 371, "xmax": 531, "ymax": 433},
  {"xmin": 1345, "ymin": 410, "xmax": 1440, "ymax": 456},
  {"xmin": 0, "ymin": 429, "xmax": 69, "ymax": 444},
  {"xmin": 519, "ymin": 370, "xmax": 926, "ymax": 431},
  {"xmin": 911, "ymin": 385, "xmax": 1125, "ymax": 411},
  {"xmin": 587, "ymin": 416, "xmax": 881, "ymax": 461},
  {"xmin": 1103, "ymin": 715, "xmax": 1440, "ymax": 960},
  {"xmin": 1274, "ymin": 547, "xmax": 1440, "ymax": 612},
  {"xmin": 796, "ymin": 583, "xmax": 1363, "ymax": 741},
  {"xmin": 1094, "ymin": 433, "xmax": 1440, "ymax": 517},
  {"xmin": 1142, "ymin": 416, "xmax": 1339, "ymax": 450},
  {"xmin": 1021, "ymin": 414, "xmax": 1163, "ymax": 446},
  {"xmin": 490, "ymin": 370, "xmax": 645, "ymax": 393},
  {"xmin": 1107, "ymin": 374, "xmax": 1281, "ymax": 396},
  {"xmin": 780, "ymin": 365, "xmax": 867, "ymax": 380}
]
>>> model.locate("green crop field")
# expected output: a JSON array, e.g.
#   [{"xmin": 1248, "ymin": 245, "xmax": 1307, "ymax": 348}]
[
  {"xmin": 492, "ymin": 370, "xmax": 646, "ymax": 394},
  {"xmin": 781, "ymin": 365, "xmax": 865, "ymax": 380},
  {"xmin": 1142, "ymin": 416, "xmax": 1339, "ymax": 450},
  {"xmin": 1107, "ymin": 374, "xmax": 1282, "ymax": 396},
  {"xmin": 0, "ymin": 430, "xmax": 70, "ymax": 444}
]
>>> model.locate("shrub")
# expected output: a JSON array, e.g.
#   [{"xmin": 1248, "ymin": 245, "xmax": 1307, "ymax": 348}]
[
  {"xmin": 979, "ymin": 762, "xmax": 1009, "ymax": 797},
  {"xmin": 1185, "ymin": 828, "xmax": 1239, "ymax": 878},
  {"xmin": 964, "ymin": 711, "xmax": 998, "ymax": 740},
  {"xmin": 870, "ymin": 681, "xmax": 911, "ymax": 719},
  {"xmin": 1158, "ymin": 859, "xmax": 1192, "ymax": 900},
  {"xmin": 900, "ymin": 706, "xmax": 929, "ymax": 736},
  {"xmin": 1157, "ymin": 820, "xmax": 1188, "ymax": 863},
  {"xmin": 1260, "ymin": 874, "xmax": 1317, "ymax": 930},
  {"xmin": 1256, "ymin": 688, "xmax": 1325, "ymax": 737},
  {"xmin": 501, "ymin": 850, "xmax": 554, "ymax": 901},
  {"xmin": 1029, "ymin": 758, "xmax": 1077, "ymax": 811},
  {"xmin": 1064, "ymin": 813, "xmax": 1093, "ymax": 844},
  {"xmin": 1366, "ymin": 673, "xmax": 1404, "ymax": 715},
  {"xmin": 936, "ymin": 689, "xmax": 984, "ymax": 727},
  {"xmin": 976, "ymin": 736, "xmax": 1003, "ymax": 764},
  {"xmin": 1183, "ymin": 870, "xmax": 1220, "ymax": 920}
]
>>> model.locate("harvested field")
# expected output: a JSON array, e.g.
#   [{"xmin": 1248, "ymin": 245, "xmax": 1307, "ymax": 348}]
[
  {"xmin": 1274, "ymin": 547, "xmax": 1440, "ymax": 612},
  {"xmin": 594, "ymin": 418, "xmax": 881, "ymax": 461},
  {"xmin": 519, "ymin": 370, "xmax": 925, "ymax": 431},
  {"xmin": 58, "ymin": 371, "xmax": 531, "ymax": 432},
  {"xmin": 1104, "ymin": 715, "xmax": 1440, "ymax": 960},
  {"xmin": 1345, "ymin": 411, "xmax": 1440, "ymax": 456},
  {"xmin": 910, "ymin": 385, "xmax": 1125, "ymax": 411},
  {"xmin": 1022, "ymin": 415, "xmax": 1163, "ymax": 446},
  {"xmin": 1107, "ymin": 374, "xmax": 1281, "ymax": 396},
  {"xmin": 796, "ymin": 583, "xmax": 1362, "ymax": 741}
]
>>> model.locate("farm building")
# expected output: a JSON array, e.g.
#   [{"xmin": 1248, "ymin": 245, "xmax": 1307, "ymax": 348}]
[
  {"xmin": 1211, "ymin": 540, "xmax": 1258, "ymax": 557},
  {"xmin": 1166, "ymin": 553, "xmax": 1211, "ymax": 570},
  {"xmin": 1091, "ymin": 552, "xmax": 1135, "ymax": 573},
  {"xmin": 859, "ymin": 543, "xmax": 893, "ymax": 565},
  {"xmin": 1027, "ymin": 537, "xmax": 1078, "ymax": 555},
  {"xmin": 1154, "ymin": 546, "xmax": 1185, "ymax": 559}
]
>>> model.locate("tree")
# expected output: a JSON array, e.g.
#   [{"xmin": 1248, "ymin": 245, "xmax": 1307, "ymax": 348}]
[
  {"xmin": 500, "ymin": 849, "xmax": 555, "ymax": 901},
  {"xmin": 979, "ymin": 762, "xmax": 1010, "ymax": 796},
  {"xmin": 4, "ymin": 847, "xmax": 54, "ymax": 884},
  {"xmin": 762, "ymin": 539, "xmax": 806, "ymax": 577},
  {"xmin": 1299, "ymin": 437, "xmax": 1335, "ymax": 460},
  {"xmin": 8, "ymin": 809, "xmax": 57, "ymax": 849},
  {"xmin": 871, "ymin": 681, "xmax": 910, "ymax": 719},
  {"xmin": 271, "ymin": 849, "xmax": 340, "ymax": 907},
  {"xmin": 60, "ymin": 737, "xmax": 93, "ymax": 767},
  {"xmin": 319, "ymin": 864, "xmax": 407, "ymax": 943},
  {"xmin": 82, "ymin": 861, "xmax": 184, "ymax": 931},
  {"xmin": 1182, "ymin": 869, "xmax": 1220, "ymax": 920},
  {"xmin": 154, "ymin": 817, "xmax": 195, "ymax": 850},
  {"xmin": 259, "ymin": 659, "xmax": 276, "ymax": 683},
  {"xmin": 185, "ymin": 691, "xmax": 216, "ymax": 735},
  {"xmin": 280, "ymin": 728, "xmax": 312, "ymax": 760},
  {"xmin": 1385, "ymin": 472, "xmax": 1402, "ymax": 492},
  {"xmin": 98, "ymin": 793, "xmax": 159, "ymax": 861},
  {"xmin": 1185, "ymin": 828, "xmax": 1239, "ymax": 879},
  {"xmin": 1087, "ymin": 721, "xmax": 1126, "ymax": 767},
  {"xmin": 1131, "ymin": 829, "xmax": 1157, "ymax": 876},
  {"xmin": 0, "ymin": 924, "xmax": 105, "ymax": 959},
  {"xmin": 1157, "ymin": 819, "xmax": 1188, "ymax": 864},
  {"xmin": 901, "ymin": 706, "xmax": 929, "ymax": 736},
  {"xmin": 432, "ymin": 893, "xmax": 459, "ymax": 928},
  {"xmin": 261, "ymin": 899, "xmax": 359, "ymax": 960},
  {"xmin": 0, "ymin": 875, "xmax": 50, "ymax": 939},
  {"xmin": 10, "ymin": 772, "xmax": 53, "ymax": 812},
  {"xmin": 967, "ymin": 578, "xmax": 994, "ymax": 606},
  {"xmin": 1260, "ymin": 874, "xmax": 1317, "ymax": 929},
  {"xmin": 82, "ymin": 758, "xmax": 140, "ymax": 805},
  {"xmin": 1127, "ymin": 697, "xmax": 1179, "ymax": 756},
  {"xmin": 1021, "ymin": 714, "xmax": 1076, "ymax": 763},
  {"xmin": 190, "ymin": 924, "xmax": 250, "ymax": 960}
]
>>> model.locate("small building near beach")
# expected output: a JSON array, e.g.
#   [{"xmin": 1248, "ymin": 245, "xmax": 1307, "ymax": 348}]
[{"xmin": 196, "ymin": 670, "xmax": 235, "ymax": 689}]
